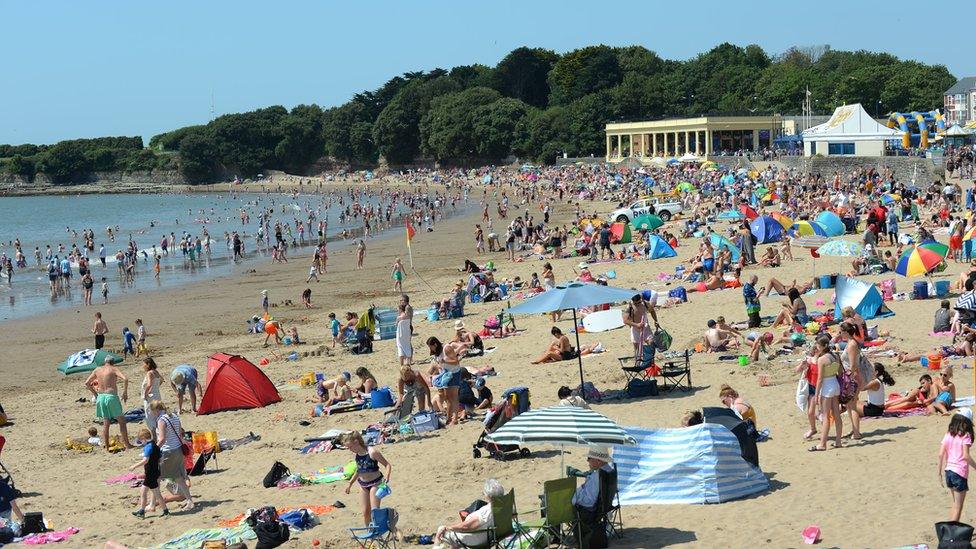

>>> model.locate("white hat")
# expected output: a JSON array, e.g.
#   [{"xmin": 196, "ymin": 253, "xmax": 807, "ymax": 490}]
[
  {"xmin": 956, "ymin": 408, "xmax": 973, "ymax": 422},
  {"xmin": 454, "ymin": 320, "xmax": 466, "ymax": 330},
  {"xmin": 578, "ymin": 262, "xmax": 589, "ymax": 269},
  {"xmin": 587, "ymin": 446, "xmax": 613, "ymax": 463},
  {"xmin": 261, "ymin": 289, "xmax": 268, "ymax": 295}
]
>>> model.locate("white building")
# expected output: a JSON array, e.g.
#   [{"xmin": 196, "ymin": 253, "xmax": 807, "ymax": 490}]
[
  {"xmin": 802, "ymin": 103, "xmax": 902, "ymax": 157},
  {"xmin": 944, "ymin": 77, "xmax": 976, "ymax": 126}
]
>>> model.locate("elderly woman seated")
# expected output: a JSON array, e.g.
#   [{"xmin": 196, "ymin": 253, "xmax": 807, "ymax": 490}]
[{"xmin": 433, "ymin": 478, "xmax": 504, "ymax": 548}]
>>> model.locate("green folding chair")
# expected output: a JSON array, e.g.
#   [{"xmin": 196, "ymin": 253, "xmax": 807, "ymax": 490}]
[
  {"xmin": 524, "ymin": 477, "xmax": 578, "ymax": 547},
  {"xmin": 456, "ymin": 489, "xmax": 529, "ymax": 549}
]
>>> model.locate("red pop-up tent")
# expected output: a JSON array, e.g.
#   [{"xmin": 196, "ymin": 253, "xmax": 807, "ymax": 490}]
[{"xmin": 197, "ymin": 353, "xmax": 281, "ymax": 415}]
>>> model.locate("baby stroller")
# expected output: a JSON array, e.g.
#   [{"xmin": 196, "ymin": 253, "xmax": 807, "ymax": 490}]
[{"xmin": 472, "ymin": 386, "xmax": 531, "ymax": 461}]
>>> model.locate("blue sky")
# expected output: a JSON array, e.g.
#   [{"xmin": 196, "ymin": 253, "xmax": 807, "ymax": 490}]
[{"xmin": 1, "ymin": 0, "xmax": 972, "ymax": 145}]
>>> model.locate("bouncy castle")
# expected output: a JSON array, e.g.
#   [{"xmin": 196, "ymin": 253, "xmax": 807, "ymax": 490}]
[{"xmin": 886, "ymin": 110, "xmax": 945, "ymax": 149}]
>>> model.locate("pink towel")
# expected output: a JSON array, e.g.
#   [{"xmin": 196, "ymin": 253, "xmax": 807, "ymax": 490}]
[
  {"xmin": 22, "ymin": 527, "xmax": 80, "ymax": 545},
  {"xmin": 104, "ymin": 472, "xmax": 143, "ymax": 485}
]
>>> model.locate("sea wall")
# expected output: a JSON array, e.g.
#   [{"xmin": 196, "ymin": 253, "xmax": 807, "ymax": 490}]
[{"xmin": 777, "ymin": 156, "xmax": 944, "ymax": 184}]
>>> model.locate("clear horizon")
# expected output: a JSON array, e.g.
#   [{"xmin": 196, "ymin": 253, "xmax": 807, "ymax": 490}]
[{"xmin": 2, "ymin": 0, "xmax": 973, "ymax": 145}]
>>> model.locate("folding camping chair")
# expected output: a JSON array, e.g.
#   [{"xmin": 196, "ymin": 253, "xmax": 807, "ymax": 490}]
[
  {"xmin": 189, "ymin": 431, "xmax": 219, "ymax": 475},
  {"xmin": 348, "ymin": 507, "xmax": 398, "ymax": 549},
  {"xmin": 599, "ymin": 467, "xmax": 623, "ymax": 539},
  {"xmin": 617, "ymin": 344, "xmax": 655, "ymax": 388},
  {"xmin": 524, "ymin": 477, "xmax": 577, "ymax": 548},
  {"xmin": 659, "ymin": 350, "xmax": 692, "ymax": 392},
  {"xmin": 383, "ymin": 388, "xmax": 415, "ymax": 424},
  {"xmin": 455, "ymin": 489, "xmax": 529, "ymax": 549},
  {"xmin": 484, "ymin": 309, "xmax": 517, "ymax": 338}
]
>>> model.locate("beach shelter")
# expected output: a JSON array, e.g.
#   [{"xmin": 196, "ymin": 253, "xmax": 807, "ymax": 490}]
[
  {"xmin": 609, "ymin": 222, "xmax": 632, "ymax": 244},
  {"xmin": 717, "ymin": 209, "xmax": 744, "ymax": 221},
  {"xmin": 749, "ymin": 216, "xmax": 783, "ymax": 244},
  {"xmin": 738, "ymin": 205, "xmax": 759, "ymax": 221},
  {"xmin": 58, "ymin": 349, "xmax": 124, "ymax": 375},
  {"xmin": 708, "ymin": 233, "xmax": 741, "ymax": 263},
  {"xmin": 769, "ymin": 211, "xmax": 793, "ymax": 230},
  {"xmin": 833, "ymin": 276, "xmax": 893, "ymax": 321},
  {"xmin": 702, "ymin": 407, "xmax": 759, "ymax": 468},
  {"xmin": 815, "ymin": 211, "xmax": 845, "ymax": 237},
  {"xmin": 791, "ymin": 220, "xmax": 828, "ymax": 237},
  {"xmin": 646, "ymin": 235, "xmax": 677, "ymax": 260},
  {"xmin": 612, "ymin": 423, "xmax": 768, "ymax": 505},
  {"xmin": 197, "ymin": 353, "xmax": 281, "ymax": 415}
]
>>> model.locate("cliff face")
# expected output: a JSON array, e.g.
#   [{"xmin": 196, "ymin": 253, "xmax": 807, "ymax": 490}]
[{"xmin": 0, "ymin": 170, "xmax": 189, "ymax": 194}]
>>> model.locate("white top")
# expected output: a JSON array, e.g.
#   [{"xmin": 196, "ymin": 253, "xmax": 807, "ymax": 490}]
[
  {"xmin": 866, "ymin": 378, "xmax": 886, "ymax": 406},
  {"xmin": 143, "ymin": 372, "xmax": 162, "ymax": 403}
]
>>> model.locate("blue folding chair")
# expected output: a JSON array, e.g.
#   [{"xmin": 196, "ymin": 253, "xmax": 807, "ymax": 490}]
[{"xmin": 349, "ymin": 507, "xmax": 398, "ymax": 548}]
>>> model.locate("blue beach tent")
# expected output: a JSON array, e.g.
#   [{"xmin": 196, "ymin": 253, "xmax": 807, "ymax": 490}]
[
  {"xmin": 749, "ymin": 215, "xmax": 783, "ymax": 244},
  {"xmin": 833, "ymin": 276, "xmax": 894, "ymax": 321},
  {"xmin": 645, "ymin": 235, "xmax": 677, "ymax": 260}
]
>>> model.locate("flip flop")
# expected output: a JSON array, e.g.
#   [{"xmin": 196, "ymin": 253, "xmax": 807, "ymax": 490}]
[{"xmin": 808, "ymin": 446, "xmax": 826, "ymax": 452}]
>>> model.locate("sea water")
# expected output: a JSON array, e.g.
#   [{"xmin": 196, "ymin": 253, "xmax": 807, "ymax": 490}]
[{"xmin": 0, "ymin": 191, "xmax": 394, "ymax": 321}]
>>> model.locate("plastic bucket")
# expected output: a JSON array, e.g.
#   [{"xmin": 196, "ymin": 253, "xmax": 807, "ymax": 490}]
[
  {"xmin": 737, "ymin": 355, "xmax": 748, "ymax": 366},
  {"xmin": 927, "ymin": 353, "xmax": 942, "ymax": 371},
  {"xmin": 913, "ymin": 281, "xmax": 929, "ymax": 299},
  {"xmin": 935, "ymin": 280, "xmax": 950, "ymax": 297},
  {"xmin": 818, "ymin": 275, "xmax": 833, "ymax": 289}
]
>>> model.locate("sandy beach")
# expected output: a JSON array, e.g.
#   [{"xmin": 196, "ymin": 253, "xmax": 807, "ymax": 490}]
[{"xmin": 0, "ymin": 173, "xmax": 972, "ymax": 549}]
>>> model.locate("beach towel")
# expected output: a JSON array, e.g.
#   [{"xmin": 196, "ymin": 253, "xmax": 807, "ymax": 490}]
[
  {"xmin": 21, "ymin": 527, "xmax": 80, "ymax": 545},
  {"xmin": 863, "ymin": 407, "xmax": 929, "ymax": 419},
  {"xmin": 105, "ymin": 472, "xmax": 144, "ymax": 486},
  {"xmin": 66, "ymin": 350, "xmax": 97, "ymax": 371},
  {"xmin": 149, "ymin": 524, "xmax": 256, "ymax": 549},
  {"xmin": 216, "ymin": 506, "xmax": 336, "ymax": 528}
]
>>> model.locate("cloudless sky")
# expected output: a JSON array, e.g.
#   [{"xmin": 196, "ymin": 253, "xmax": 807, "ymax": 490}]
[{"xmin": 1, "ymin": 0, "xmax": 972, "ymax": 145}]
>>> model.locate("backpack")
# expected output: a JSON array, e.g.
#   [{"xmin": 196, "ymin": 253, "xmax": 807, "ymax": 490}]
[
  {"xmin": 653, "ymin": 327, "xmax": 673, "ymax": 352},
  {"xmin": 262, "ymin": 461, "xmax": 290, "ymax": 488},
  {"xmin": 248, "ymin": 506, "xmax": 290, "ymax": 549}
]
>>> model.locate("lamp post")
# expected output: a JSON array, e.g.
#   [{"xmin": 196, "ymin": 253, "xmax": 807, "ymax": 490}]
[{"xmin": 876, "ymin": 100, "xmax": 882, "ymax": 119}]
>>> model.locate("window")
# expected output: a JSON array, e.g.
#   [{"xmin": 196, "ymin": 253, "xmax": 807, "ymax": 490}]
[{"xmin": 827, "ymin": 142, "xmax": 855, "ymax": 155}]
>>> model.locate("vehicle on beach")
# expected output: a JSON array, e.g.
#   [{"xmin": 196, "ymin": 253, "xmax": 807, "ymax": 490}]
[{"xmin": 610, "ymin": 197, "xmax": 682, "ymax": 223}]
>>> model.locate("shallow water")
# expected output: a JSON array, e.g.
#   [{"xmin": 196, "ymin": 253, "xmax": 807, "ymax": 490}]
[{"xmin": 0, "ymin": 192, "xmax": 399, "ymax": 321}]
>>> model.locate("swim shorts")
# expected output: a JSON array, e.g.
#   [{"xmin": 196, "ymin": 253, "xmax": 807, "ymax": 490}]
[
  {"xmin": 936, "ymin": 391, "xmax": 953, "ymax": 405},
  {"xmin": 695, "ymin": 282, "xmax": 708, "ymax": 293},
  {"xmin": 95, "ymin": 393, "xmax": 124, "ymax": 420}
]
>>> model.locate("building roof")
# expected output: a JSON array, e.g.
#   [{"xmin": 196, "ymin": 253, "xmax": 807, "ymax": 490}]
[
  {"xmin": 946, "ymin": 77, "xmax": 976, "ymax": 96},
  {"xmin": 802, "ymin": 103, "xmax": 902, "ymax": 142}
]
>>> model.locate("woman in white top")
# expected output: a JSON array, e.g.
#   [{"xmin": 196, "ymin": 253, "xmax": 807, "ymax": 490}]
[
  {"xmin": 151, "ymin": 400, "xmax": 194, "ymax": 511},
  {"xmin": 855, "ymin": 363, "xmax": 895, "ymax": 418},
  {"xmin": 395, "ymin": 304, "xmax": 413, "ymax": 366},
  {"xmin": 426, "ymin": 337, "xmax": 463, "ymax": 426},
  {"xmin": 141, "ymin": 358, "xmax": 164, "ymax": 430}
]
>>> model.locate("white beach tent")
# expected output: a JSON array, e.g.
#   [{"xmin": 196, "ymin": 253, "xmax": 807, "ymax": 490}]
[
  {"xmin": 612, "ymin": 424, "xmax": 768, "ymax": 505},
  {"xmin": 802, "ymin": 103, "xmax": 902, "ymax": 156}
]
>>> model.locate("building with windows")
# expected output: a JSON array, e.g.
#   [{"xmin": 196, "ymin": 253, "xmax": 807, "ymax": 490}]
[
  {"xmin": 604, "ymin": 114, "xmax": 784, "ymax": 161},
  {"xmin": 944, "ymin": 77, "xmax": 976, "ymax": 126},
  {"xmin": 802, "ymin": 103, "xmax": 901, "ymax": 157}
]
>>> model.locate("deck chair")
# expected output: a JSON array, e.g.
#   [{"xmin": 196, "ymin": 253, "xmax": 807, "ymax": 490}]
[
  {"xmin": 659, "ymin": 350, "xmax": 692, "ymax": 392},
  {"xmin": 617, "ymin": 343, "xmax": 655, "ymax": 387},
  {"xmin": 348, "ymin": 507, "xmax": 398, "ymax": 549},
  {"xmin": 523, "ymin": 477, "xmax": 577, "ymax": 547},
  {"xmin": 383, "ymin": 388, "xmax": 415, "ymax": 424},
  {"xmin": 456, "ymin": 489, "xmax": 528, "ymax": 549},
  {"xmin": 599, "ymin": 467, "xmax": 623, "ymax": 539}
]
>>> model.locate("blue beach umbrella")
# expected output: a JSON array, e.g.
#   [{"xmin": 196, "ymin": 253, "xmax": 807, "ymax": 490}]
[
  {"xmin": 814, "ymin": 211, "xmax": 845, "ymax": 237},
  {"xmin": 507, "ymin": 282, "xmax": 640, "ymax": 388},
  {"xmin": 816, "ymin": 240, "xmax": 864, "ymax": 257},
  {"xmin": 717, "ymin": 210, "xmax": 745, "ymax": 221}
]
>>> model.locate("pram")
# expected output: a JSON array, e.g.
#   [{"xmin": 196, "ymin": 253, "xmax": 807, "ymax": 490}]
[{"xmin": 472, "ymin": 386, "xmax": 530, "ymax": 461}]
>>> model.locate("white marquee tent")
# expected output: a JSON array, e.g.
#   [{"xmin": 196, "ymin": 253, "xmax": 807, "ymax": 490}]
[{"xmin": 802, "ymin": 103, "xmax": 902, "ymax": 157}]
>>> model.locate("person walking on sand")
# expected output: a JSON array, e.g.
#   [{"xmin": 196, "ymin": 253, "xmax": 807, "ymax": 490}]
[
  {"xmin": 939, "ymin": 408, "xmax": 976, "ymax": 522},
  {"xmin": 152, "ymin": 400, "xmax": 194, "ymax": 512},
  {"xmin": 357, "ymin": 239, "xmax": 366, "ymax": 269},
  {"xmin": 93, "ymin": 312, "xmax": 108, "ymax": 349},
  {"xmin": 392, "ymin": 258, "xmax": 405, "ymax": 294},
  {"xmin": 84, "ymin": 357, "xmax": 134, "ymax": 451},
  {"xmin": 261, "ymin": 289, "xmax": 269, "ymax": 314}
]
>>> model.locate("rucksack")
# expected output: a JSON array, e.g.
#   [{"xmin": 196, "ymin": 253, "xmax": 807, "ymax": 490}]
[
  {"xmin": 837, "ymin": 368, "xmax": 858, "ymax": 404},
  {"xmin": 248, "ymin": 506, "xmax": 290, "ymax": 549},
  {"xmin": 262, "ymin": 461, "xmax": 290, "ymax": 488}
]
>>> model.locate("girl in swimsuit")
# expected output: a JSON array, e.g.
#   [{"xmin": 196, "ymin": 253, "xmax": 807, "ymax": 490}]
[
  {"xmin": 427, "ymin": 337, "xmax": 463, "ymax": 426},
  {"xmin": 341, "ymin": 431, "xmax": 392, "ymax": 527}
]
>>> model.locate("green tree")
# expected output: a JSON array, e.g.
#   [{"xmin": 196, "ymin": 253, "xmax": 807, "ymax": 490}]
[
  {"xmin": 448, "ymin": 64, "xmax": 493, "ymax": 89},
  {"xmin": 373, "ymin": 77, "xmax": 461, "ymax": 164},
  {"xmin": 568, "ymin": 91, "xmax": 619, "ymax": 156},
  {"xmin": 323, "ymin": 102, "xmax": 376, "ymax": 163},
  {"xmin": 547, "ymin": 45, "xmax": 622, "ymax": 106},
  {"xmin": 178, "ymin": 131, "xmax": 219, "ymax": 182},
  {"xmin": 275, "ymin": 105, "xmax": 325, "ymax": 172},
  {"xmin": 491, "ymin": 47, "xmax": 558, "ymax": 108},
  {"xmin": 882, "ymin": 61, "xmax": 957, "ymax": 113},
  {"xmin": 523, "ymin": 106, "xmax": 573, "ymax": 163},
  {"xmin": 39, "ymin": 141, "xmax": 91, "ymax": 183},
  {"xmin": 420, "ymin": 87, "xmax": 502, "ymax": 161},
  {"xmin": 472, "ymin": 97, "xmax": 532, "ymax": 159},
  {"xmin": 349, "ymin": 122, "xmax": 378, "ymax": 165}
]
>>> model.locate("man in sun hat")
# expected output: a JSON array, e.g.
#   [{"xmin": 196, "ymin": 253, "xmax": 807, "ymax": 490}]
[
  {"xmin": 571, "ymin": 445, "xmax": 615, "ymax": 548},
  {"xmin": 170, "ymin": 364, "xmax": 203, "ymax": 414}
]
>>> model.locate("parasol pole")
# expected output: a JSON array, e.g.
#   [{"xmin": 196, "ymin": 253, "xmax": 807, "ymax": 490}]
[{"xmin": 572, "ymin": 308, "xmax": 586, "ymax": 390}]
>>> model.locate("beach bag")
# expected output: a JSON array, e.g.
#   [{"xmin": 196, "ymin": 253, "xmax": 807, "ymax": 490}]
[
  {"xmin": 20, "ymin": 512, "xmax": 47, "ymax": 535},
  {"xmin": 936, "ymin": 520, "xmax": 974, "ymax": 549},
  {"xmin": 838, "ymin": 368, "xmax": 858, "ymax": 404},
  {"xmin": 667, "ymin": 286, "xmax": 688, "ymax": 303},
  {"xmin": 879, "ymin": 279, "xmax": 896, "ymax": 301},
  {"xmin": 253, "ymin": 519, "xmax": 290, "ymax": 549},
  {"xmin": 262, "ymin": 461, "xmax": 290, "ymax": 488},
  {"xmin": 279, "ymin": 509, "xmax": 312, "ymax": 530},
  {"xmin": 653, "ymin": 327, "xmax": 673, "ymax": 352},
  {"xmin": 796, "ymin": 377, "xmax": 809, "ymax": 412},
  {"xmin": 572, "ymin": 382, "xmax": 602, "ymax": 403},
  {"xmin": 411, "ymin": 411, "xmax": 440, "ymax": 433},
  {"xmin": 484, "ymin": 315, "xmax": 500, "ymax": 330},
  {"xmin": 626, "ymin": 378, "xmax": 658, "ymax": 398}
]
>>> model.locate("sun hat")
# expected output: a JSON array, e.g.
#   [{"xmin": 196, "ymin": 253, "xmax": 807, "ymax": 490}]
[
  {"xmin": 171, "ymin": 371, "xmax": 185, "ymax": 384},
  {"xmin": 261, "ymin": 289, "xmax": 268, "ymax": 295},
  {"xmin": 956, "ymin": 407, "xmax": 973, "ymax": 422},
  {"xmin": 454, "ymin": 320, "xmax": 466, "ymax": 330},
  {"xmin": 587, "ymin": 446, "xmax": 613, "ymax": 463},
  {"xmin": 578, "ymin": 262, "xmax": 589, "ymax": 269},
  {"xmin": 341, "ymin": 371, "xmax": 351, "ymax": 381}
]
